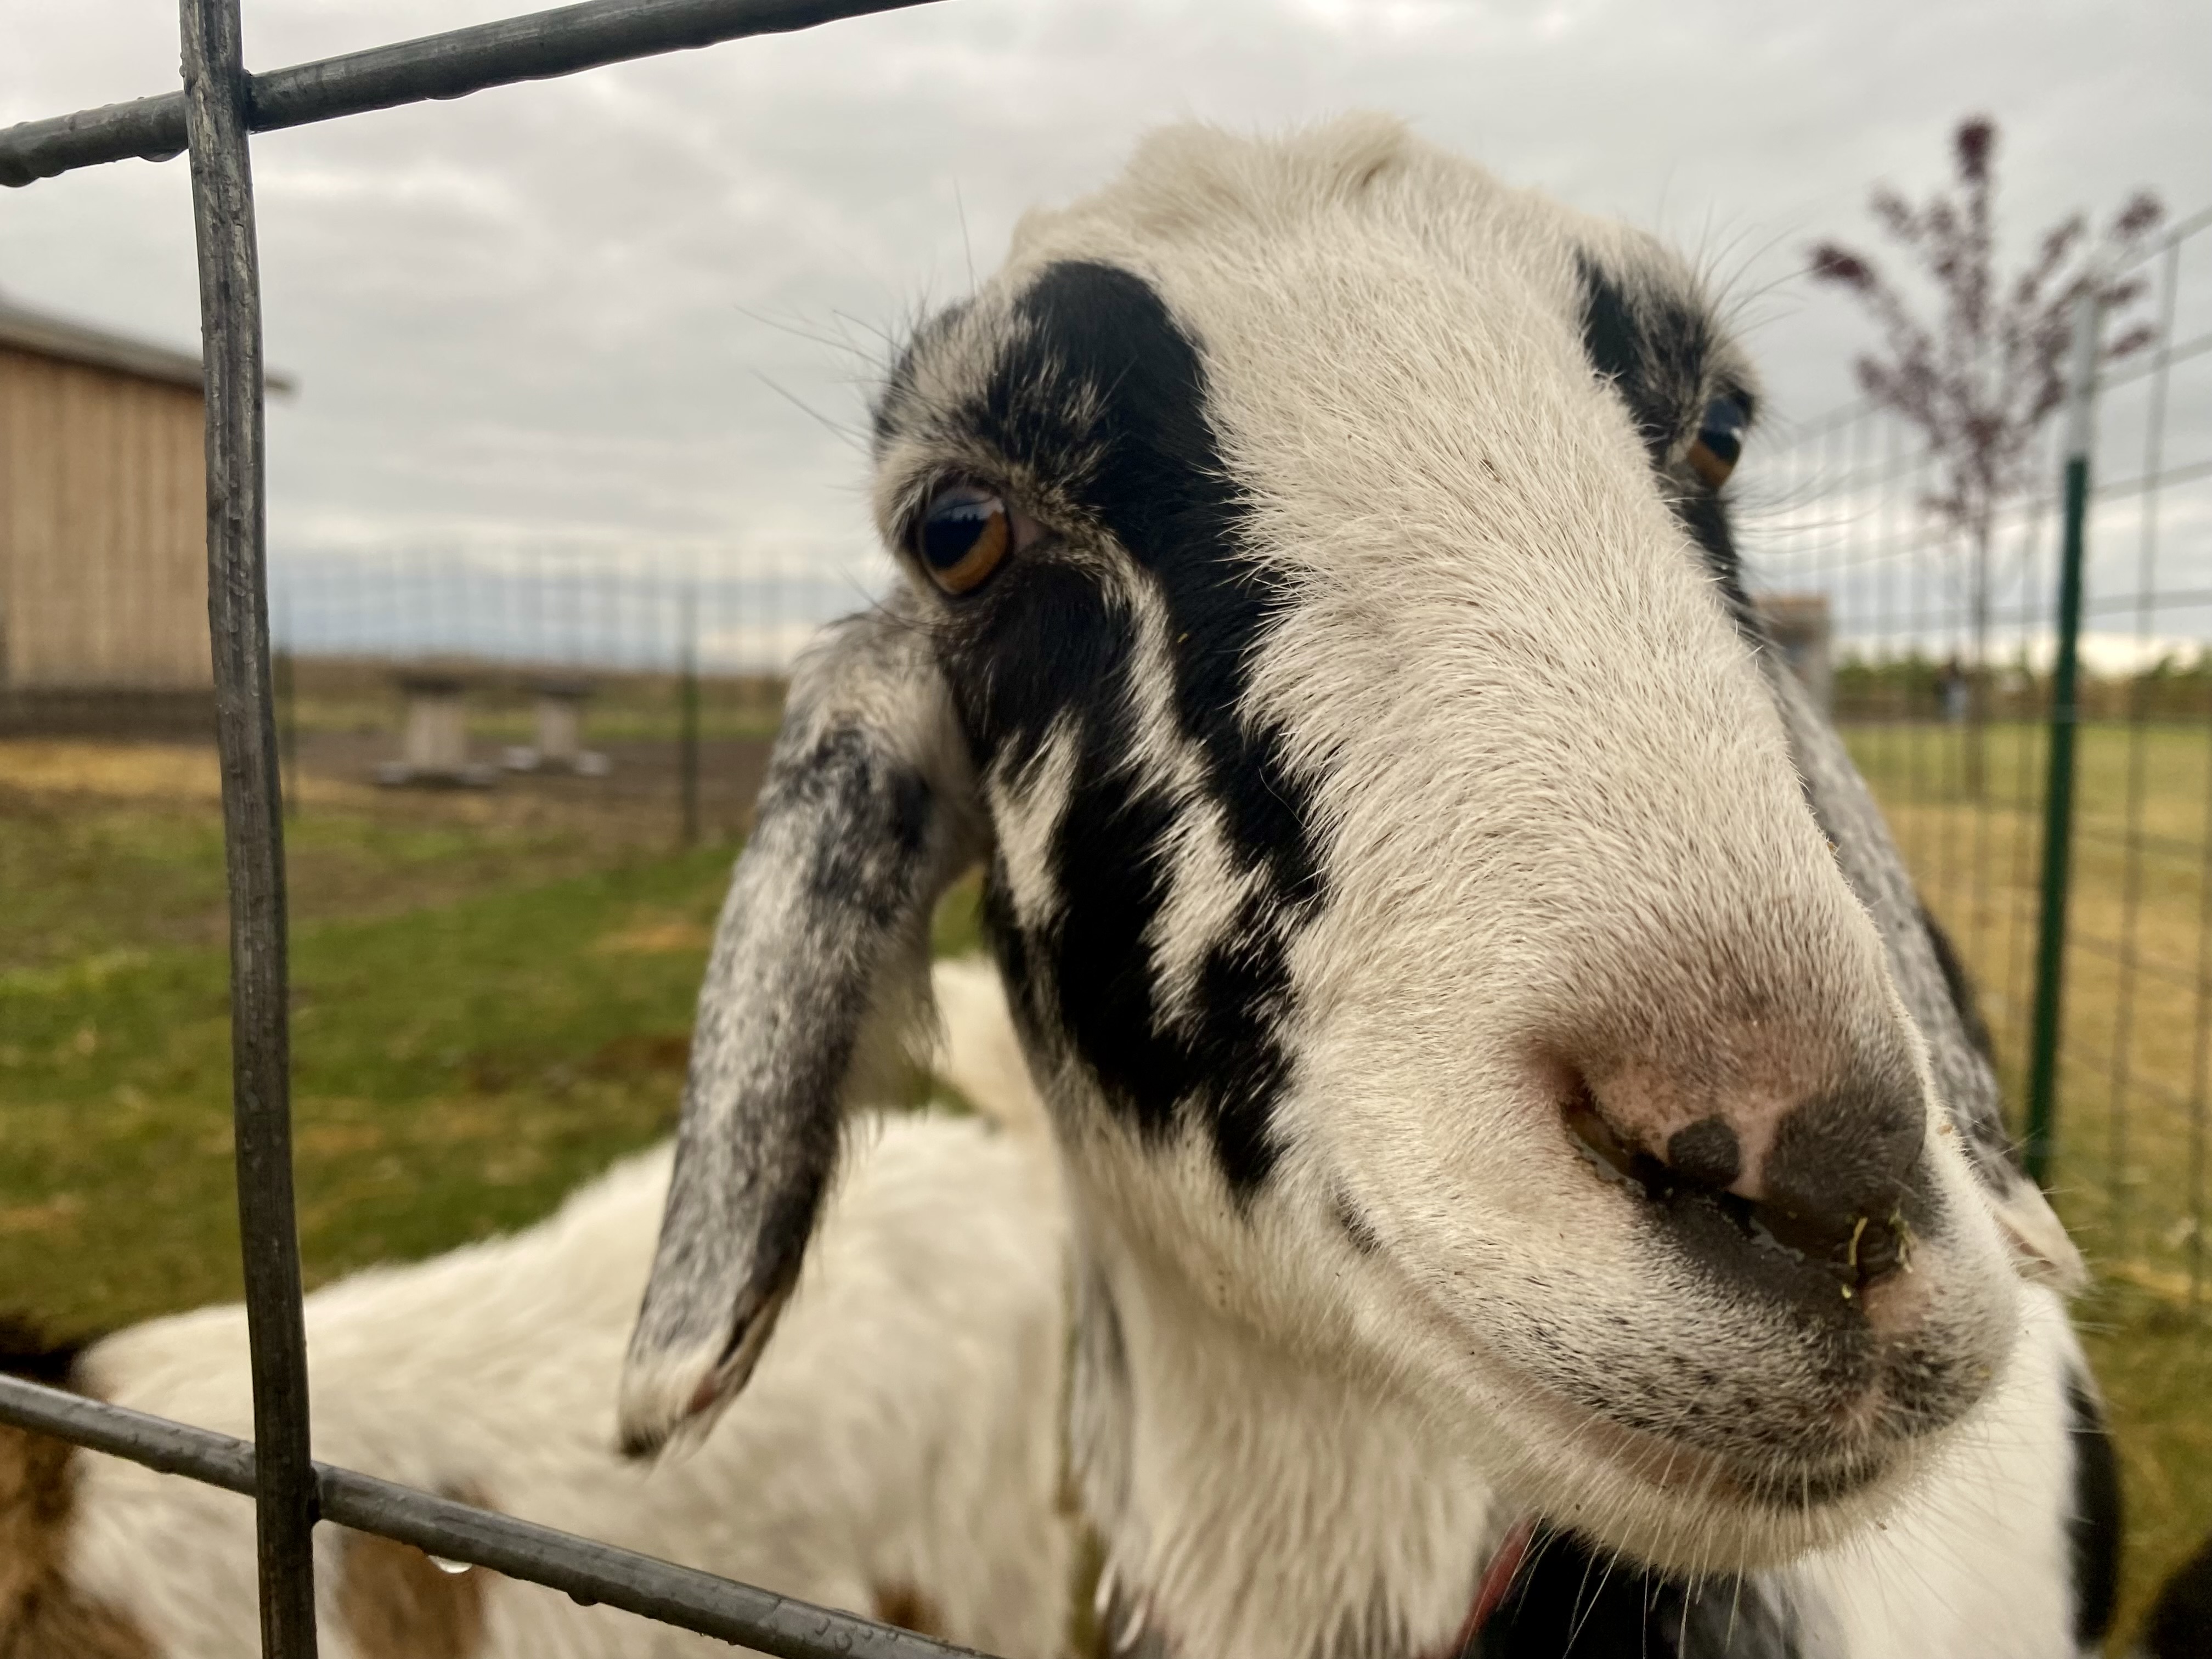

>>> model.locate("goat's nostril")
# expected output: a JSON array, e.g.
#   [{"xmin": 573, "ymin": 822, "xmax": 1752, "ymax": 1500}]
[
  {"xmin": 1561, "ymin": 1079, "xmax": 1645, "ymax": 1187},
  {"xmin": 1564, "ymin": 1073, "xmax": 1925, "ymax": 1301},
  {"xmin": 1562, "ymin": 1084, "xmax": 1740, "ymax": 1200},
  {"xmin": 1664, "ymin": 1116, "xmax": 1741, "ymax": 1190}
]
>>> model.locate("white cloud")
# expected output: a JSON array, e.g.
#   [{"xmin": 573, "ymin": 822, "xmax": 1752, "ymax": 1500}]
[{"xmin": 4, "ymin": 0, "xmax": 2207, "ymax": 648}]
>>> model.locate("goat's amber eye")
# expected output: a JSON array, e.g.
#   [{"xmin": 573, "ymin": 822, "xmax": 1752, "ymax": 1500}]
[
  {"xmin": 1687, "ymin": 395, "xmax": 1750, "ymax": 488},
  {"xmin": 916, "ymin": 483, "xmax": 1011, "ymax": 595}
]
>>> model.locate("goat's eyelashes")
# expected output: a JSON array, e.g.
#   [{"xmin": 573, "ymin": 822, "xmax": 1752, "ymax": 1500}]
[
  {"xmin": 1686, "ymin": 394, "xmax": 1750, "ymax": 489},
  {"xmin": 915, "ymin": 481, "xmax": 1034, "ymax": 596}
]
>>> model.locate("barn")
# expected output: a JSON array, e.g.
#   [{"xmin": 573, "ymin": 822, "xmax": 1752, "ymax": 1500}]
[{"xmin": 0, "ymin": 291, "xmax": 289, "ymax": 733}]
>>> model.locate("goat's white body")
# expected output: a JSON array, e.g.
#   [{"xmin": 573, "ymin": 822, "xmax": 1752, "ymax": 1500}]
[{"xmin": 61, "ymin": 1101, "xmax": 1071, "ymax": 1659}]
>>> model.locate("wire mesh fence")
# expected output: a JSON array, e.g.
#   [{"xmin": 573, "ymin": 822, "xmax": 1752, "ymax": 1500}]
[
  {"xmin": 266, "ymin": 545, "xmax": 868, "ymax": 843},
  {"xmin": 4, "ymin": 0, "xmax": 2205, "ymax": 1644},
  {"xmin": 1748, "ymin": 204, "xmax": 2212, "ymax": 1310},
  {"xmin": 4, "ymin": 528, "xmax": 872, "ymax": 843},
  {"xmin": 0, "ymin": 2, "xmax": 983, "ymax": 1656}
]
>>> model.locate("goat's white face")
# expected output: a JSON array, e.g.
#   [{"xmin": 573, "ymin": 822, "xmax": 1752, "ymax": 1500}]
[{"xmin": 625, "ymin": 117, "xmax": 2029, "ymax": 1584}]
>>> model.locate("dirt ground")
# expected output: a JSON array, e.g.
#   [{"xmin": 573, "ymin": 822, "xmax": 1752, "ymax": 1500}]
[{"xmin": 291, "ymin": 726, "xmax": 775, "ymax": 843}]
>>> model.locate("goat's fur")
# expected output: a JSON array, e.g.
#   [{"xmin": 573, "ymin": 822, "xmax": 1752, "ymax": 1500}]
[
  {"xmin": 624, "ymin": 116, "xmax": 2126, "ymax": 1658},
  {"xmin": 2, "ymin": 970, "xmax": 1072, "ymax": 1659}
]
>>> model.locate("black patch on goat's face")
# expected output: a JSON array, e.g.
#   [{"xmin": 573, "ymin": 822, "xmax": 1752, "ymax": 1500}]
[
  {"xmin": 1577, "ymin": 256, "xmax": 1724, "ymax": 462},
  {"xmin": 882, "ymin": 261, "xmax": 1322, "ymax": 1195},
  {"xmin": 1577, "ymin": 255, "xmax": 1758, "ymax": 625}
]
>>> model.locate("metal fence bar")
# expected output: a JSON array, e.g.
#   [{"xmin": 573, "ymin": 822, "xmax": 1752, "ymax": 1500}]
[
  {"xmin": 0, "ymin": 1375, "xmax": 988, "ymax": 1659},
  {"xmin": 0, "ymin": 0, "xmax": 944, "ymax": 188},
  {"xmin": 2024, "ymin": 294, "xmax": 2104, "ymax": 1187},
  {"xmin": 5, "ymin": 2, "xmax": 1003, "ymax": 1656},
  {"xmin": 178, "ymin": 0, "xmax": 321, "ymax": 1648},
  {"xmin": 2104, "ymin": 233, "xmax": 2185, "ymax": 1262},
  {"xmin": 1756, "ymin": 201, "xmax": 2208, "ymax": 1301}
]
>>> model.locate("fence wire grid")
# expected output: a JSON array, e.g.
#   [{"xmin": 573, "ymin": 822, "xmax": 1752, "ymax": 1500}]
[
  {"xmin": 1751, "ymin": 205, "xmax": 2212, "ymax": 1311},
  {"xmin": 0, "ymin": 3, "xmax": 986, "ymax": 1657},
  {"xmin": 4, "ymin": 2, "xmax": 2207, "ymax": 1652}
]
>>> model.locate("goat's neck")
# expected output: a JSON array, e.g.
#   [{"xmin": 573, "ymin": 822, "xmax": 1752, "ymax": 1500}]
[{"xmin": 1065, "ymin": 1217, "xmax": 1502, "ymax": 1659}]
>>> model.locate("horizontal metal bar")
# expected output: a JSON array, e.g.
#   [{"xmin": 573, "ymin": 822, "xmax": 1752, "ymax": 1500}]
[
  {"xmin": 0, "ymin": 1373, "xmax": 991, "ymax": 1659},
  {"xmin": 2092, "ymin": 455, "xmax": 2212, "ymax": 500},
  {"xmin": 0, "ymin": 1371, "xmax": 257, "ymax": 1493},
  {"xmin": 2111, "ymin": 202, "xmax": 2212, "ymax": 276},
  {"xmin": 0, "ymin": 0, "xmax": 943, "ymax": 187},
  {"xmin": 2096, "ymin": 328, "xmax": 2212, "ymax": 393}
]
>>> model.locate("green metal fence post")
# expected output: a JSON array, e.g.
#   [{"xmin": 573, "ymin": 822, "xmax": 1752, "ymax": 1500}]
[{"xmin": 2024, "ymin": 292, "xmax": 2103, "ymax": 1187}]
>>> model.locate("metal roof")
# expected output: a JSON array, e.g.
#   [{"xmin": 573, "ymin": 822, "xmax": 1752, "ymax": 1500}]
[{"xmin": 0, "ymin": 290, "xmax": 294, "ymax": 394}]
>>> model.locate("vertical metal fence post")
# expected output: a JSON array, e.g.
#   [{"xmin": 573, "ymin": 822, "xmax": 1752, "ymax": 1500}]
[
  {"xmin": 179, "ymin": 0, "xmax": 323, "ymax": 1650},
  {"xmin": 2024, "ymin": 292, "xmax": 2103, "ymax": 1189}
]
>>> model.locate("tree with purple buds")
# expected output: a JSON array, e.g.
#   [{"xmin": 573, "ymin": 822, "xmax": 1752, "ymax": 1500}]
[{"xmin": 1810, "ymin": 115, "xmax": 2162, "ymax": 793}]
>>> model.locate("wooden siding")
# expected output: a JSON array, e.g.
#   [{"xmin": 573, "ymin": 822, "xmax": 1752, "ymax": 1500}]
[{"xmin": 0, "ymin": 346, "xmax": 209, "ymax": 691}]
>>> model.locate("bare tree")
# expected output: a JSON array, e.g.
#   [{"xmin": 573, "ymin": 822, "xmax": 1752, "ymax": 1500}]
[{"xmin": 1810, "ymin": 115, "xmax": 2162, "ymax": 793}]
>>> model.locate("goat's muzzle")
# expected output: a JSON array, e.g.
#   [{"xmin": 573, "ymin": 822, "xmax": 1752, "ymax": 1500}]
[{"xmin": 1561, "ymin": 1049, "xmax": 1933, "ymax": 1320}]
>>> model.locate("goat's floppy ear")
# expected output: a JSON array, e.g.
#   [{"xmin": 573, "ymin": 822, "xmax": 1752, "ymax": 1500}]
[{"xmin": 619, "ymin": 600, "xmax": 981, "ymax": 1457}]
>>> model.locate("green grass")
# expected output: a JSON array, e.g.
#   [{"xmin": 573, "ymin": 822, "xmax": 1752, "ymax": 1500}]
[
  {"xmin": 2, "ymin": 840, "xmax": 736, "ymax": 1329},
  {"xmin": 0, "ymin": 800, "xmax": 621, "ymax": 974},
  {"xmin": 0, "ymin": 743, "xmax": 981, "ymax": 1333},
  {"xmin": 2, "ymin": 728, "xmax": 2203, "ymax": 1641}
]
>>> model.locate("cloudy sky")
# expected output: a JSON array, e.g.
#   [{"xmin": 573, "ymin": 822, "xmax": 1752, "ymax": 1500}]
[{"xmin": 3, "ymin": 0, "xmax": 2206, "ymax": 638}]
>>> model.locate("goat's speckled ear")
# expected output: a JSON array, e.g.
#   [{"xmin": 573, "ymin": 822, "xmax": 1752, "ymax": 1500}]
[{"xmin": 618, "ymin": 599, "xmax": 981, "ymax": 1457}]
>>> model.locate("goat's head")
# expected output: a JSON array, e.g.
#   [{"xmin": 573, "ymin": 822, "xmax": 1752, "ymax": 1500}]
[{"xmin": 623, "ymin": 117, "xmax": 2035, "ymax": 1579}]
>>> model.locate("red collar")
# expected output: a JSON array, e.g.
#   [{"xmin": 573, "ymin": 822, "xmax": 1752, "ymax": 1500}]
[{"xmin": 1432, "ymin": 1517, "xmax": 1538, "ymax": 1658}]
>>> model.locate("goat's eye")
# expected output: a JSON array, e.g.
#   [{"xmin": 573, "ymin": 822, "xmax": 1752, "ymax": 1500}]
[
  {"xmin": 1686, "ymin": 396, "xmax": 1750, "ymax": 489},
  {"xmin": 915, "ymin": 483, "xmax": 1013, "ymax": 595}
]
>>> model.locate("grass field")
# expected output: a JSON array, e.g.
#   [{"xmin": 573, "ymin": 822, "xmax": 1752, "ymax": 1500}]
[
  {"xmin": 3, "ymin": 730, "xmax": 2206, "ymax": 1641},
  {"xmin": 0, "ymin": 743, "xmax": 733, "ymax": 1327},
  {"xmin": 1849, "ymin": 718, "xmax": 2212, "ymax": 1633}
]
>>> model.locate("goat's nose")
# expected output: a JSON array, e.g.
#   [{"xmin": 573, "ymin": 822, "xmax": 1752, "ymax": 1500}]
[{"xmin": 1564, "ymin": 1060, "xmax": 1929, "ymax": 1299}]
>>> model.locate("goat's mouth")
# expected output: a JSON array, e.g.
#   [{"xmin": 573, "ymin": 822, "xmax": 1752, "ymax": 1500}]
[
  {"xmin": 1498, "ymin": 1372, "xmax": 1914, "ymax": 1572},
  {"xmin": 1554, "ymin": 1398, "xmax": 1891, "ymax": 1511}
]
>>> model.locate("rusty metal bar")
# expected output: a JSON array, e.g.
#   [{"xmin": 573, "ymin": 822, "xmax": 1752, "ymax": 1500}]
[
  {"xmin": 0, "ymin": 1375, "xmax": 988, "ymax": 1659},
  {"xmin": 178, "ymin": 0, "xmax": 321, "ymax": 1649},
  {"xmin": 0, "ymin": 0, "xmax": 943, "ymax": 188}
]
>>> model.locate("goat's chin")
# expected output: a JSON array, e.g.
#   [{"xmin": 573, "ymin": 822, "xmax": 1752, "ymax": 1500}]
[
  {"xmin": 1498, "ymin": 1373, "xmax": 1948, "ymax": 1574},
  {"xmin": 1435, "ymin": 1226, "xmax": 2021, "ymax": 1575}
]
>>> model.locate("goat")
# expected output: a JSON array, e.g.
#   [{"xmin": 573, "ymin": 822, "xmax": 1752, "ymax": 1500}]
[
  {"xmin": 0, "ymin": 960, "xmax": 1071, "ymax": 1659},
  {"xmin": 620, "ymin": 116, "xmax": 2126, "ymax": 1658}
]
